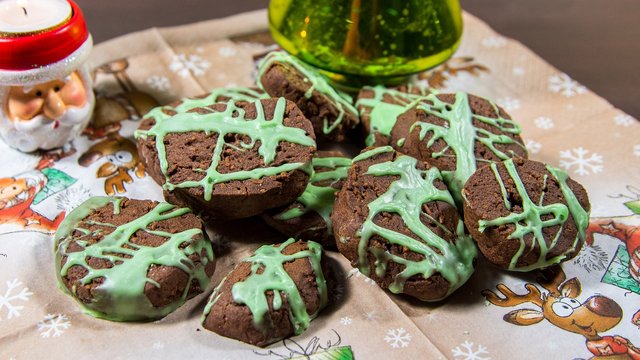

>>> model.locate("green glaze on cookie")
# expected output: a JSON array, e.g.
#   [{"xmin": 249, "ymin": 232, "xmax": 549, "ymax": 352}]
[
  {"xmin": 179, "ymin": 87, "xmax": 270, "ymax": 108},
  {"xmin": 277, "ymin": 156, "xmax": 351, "ymax": 235},
  {"xmin": 54, "ymin": 196, "xmax": 214, "ymax": 321},
  {"xmin": 477, "ymin": 159, "xmax": 590, "ymax": 271},
  {"xmin": 257, "ymin": 51, "xmax": 358, "ymax": 135},
  {"xmin": 352, "ymin": 146, "xmax": 395, "ymax": 163},
  {"xmin": 400, "ymin": 92, "xmax": 525, "ymax": 207},
  {"xmin": 203, "ymin": 239, "xmax": 328, "ymax": 337},
  {"xmin": 354, "ymin": 148, "xmax": 476, "ymax": 300},
  {"xmin": 355, "ymin": 85, "xmax": 430, "ymax": 146},
  {"xmin": 135, "ymin": 97, "xmax": 316, "ymax": 201}
]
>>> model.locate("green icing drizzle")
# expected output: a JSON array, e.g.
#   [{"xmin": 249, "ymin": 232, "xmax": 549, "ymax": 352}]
[
  {"xmin": 355, "ymin": 85, "xmax": 431, "ymax": 146},
  {"xmin": 352, "ymin": 145, "xmax": 395, "ymax": 163},
  {"xmin": 135, "ymin": 97, "xmax": 316, "ymax": 201},
  {"xmin": 277, "ymin": 156, "xmax": 351, "ymax": 235},
  {"xmin": 400, "ymin": 92, "xmax": 525, "ymax": 207},
  {"xmin": 477, "ymin": 159, "xmax": 590, "ymax": 271},
  {"xmin": 203, "ymin": 239, "xmax": 328, "ymax": 336},
  {"xmin": 257, "ymin": 51, "xmax": 358, "ymax": 135},
  {"xmin": 546, "ymin": 165, "xmax": 590, "ymax": 241},
  {"xmin": 54, "ymin": 196, "xmax": 214, "ymax": 321},
  {"xmin": 184, "ymin": 86, "xmax": 270, "ymax": 106},
  {"xmin": 354, "ymin": 149, "xmax": 476, "ymax": 300}
]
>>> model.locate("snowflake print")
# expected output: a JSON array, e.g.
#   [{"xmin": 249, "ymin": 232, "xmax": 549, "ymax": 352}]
[
  {"xmin": 559, "ymin": 147, "xmax": 604, "ymax": 176},
  {"xmin": 0, "ymin": 279, "xmax": 33, "ymax": 320},
  {"xmin": 548, "ymin": 73, "xmax": 586, "ymax": 97},
  {"xmin": 534, "ymin": 116, "xmax": 555, "ymax": 130},
  {"xmin": 218, "ymin": 46, "xmax": 237, "ymax": 57},
  {"xmin": 573, "ymin": 244, "xmax": 608, "ymax": 273},
  {"xmin": 56, "ymin": 186, "xmax": 91, "ymax": 214},
  {"xmin": 169, "ymin": 53, "xmax": 211, "ymax": 78},
  {"xmin": 384, "ymin": 328, "xmax": 412, "ymax": 348},
  {"xmin": 512, "ymin": 67, "xmax": 525, "ymax": 76},
  {"xmin": 452, "ymin": 340, "xmax": 490, "ymax": 360},
  {"xmin": 37, "ymin": 314, "xmax": 71, "ymax": 338},
  {"xmin": 525, "ymin": 139, "xmax": 542, "ymax": 154},
  {"xmin": 614, "ymin": 114, "xmax": 635, "ymax": 127},
  {"xmin": 340, "ymin": 317, "xmax": 352, "ymax": 325},
  {"xmin": 634, "ymin": 144, "xmax": 640, "ymax": 157},
  {"xmin": 347, "ymin": 268, "xmax": 377, "ymax": 286},
  {"xmin": 496, "ymin": 97, "xmax": 520, "ymax": 112},
  {"xmin": 146, "ymin": 75, "xmax": 171, "ymax": 92},
  {"xmin": 364, "ymin": 311, "xmax": 379, "ymax": 321},
  {"xmin": 481, "ymin": 36, "xmax": 507, "ymax": 48}
]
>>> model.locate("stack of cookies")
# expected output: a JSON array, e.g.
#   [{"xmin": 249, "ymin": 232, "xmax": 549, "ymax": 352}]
[{"xmin": 53, "ymin": 50, "xmax": 591, "ymax": 348}]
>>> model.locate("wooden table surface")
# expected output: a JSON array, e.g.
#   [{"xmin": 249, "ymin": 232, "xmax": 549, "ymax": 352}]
[{"xmin": 75, "ymin": 0, "xmax": 640, "ymax": 119}]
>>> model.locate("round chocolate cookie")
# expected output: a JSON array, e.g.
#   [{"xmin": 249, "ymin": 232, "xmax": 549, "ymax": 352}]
[
  {"xmin": 389, "ymin": 92, "xmax": 527, "ymax": 207},
  {"xmin": 258, "ymin": 51, "xmax": 359, "ymax": 143},
  {"xmin": 54, "ymin": 196, "xmax": 215, "ymax": 321},
  {"xmin": 462, "ymin": 157, "xmax": 591, "ymax": 271},
  {"xmin": 356, "ymin": 84, "xmax": 430, "ymax": 147},
  {"xmin": 201, "ymin": 239, "xmax": 332, "ymax": 347},
  {"xmin": 262, "ymin": 151, "xmax": 351, "ymax": 248},
  {"xmin": 332, "ymin": 146, "xmax": 476, "ymax": 301},
  {"xmin": 136, "ymin": 97, "xmax": 316, "ymax": 220}
]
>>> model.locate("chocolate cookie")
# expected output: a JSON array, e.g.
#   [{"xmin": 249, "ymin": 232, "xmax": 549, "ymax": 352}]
[
  {"xmin": 462, "ymin": 157, "xmax": 591, "ymax": 271},
  {"xmin": 389, "ymin": 92, "xmax": 527, "ymax": 207},
  {"xmin": 356, "ymin": 85, "xmax": 430, "ymax": 147},
  {"xmin": 201, "ymin": 239, "xmax": 332, "ymax": 347},
  {"xmin": 332, "ymin": 147, "xmax": 476, "ymax": 301},
  {"xmin": 262, "ymin": 151, "xmax": 351, "ymax": 248},
  {"xmin": 54, "ymin": 196, "xmax": 215, "ymax": 321},
  {"xmin": 136, "ymin": 97, "xmax": 316, "ymax": 220},
  {"xmin": 258, "ymin": 51, "xmax": 359, "ymax": 143}
]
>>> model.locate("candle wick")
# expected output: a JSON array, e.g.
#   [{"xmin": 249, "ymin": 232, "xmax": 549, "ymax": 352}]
[{"xmin": 21, "ymin": 7, "xmax": 27, "ymax": 16}]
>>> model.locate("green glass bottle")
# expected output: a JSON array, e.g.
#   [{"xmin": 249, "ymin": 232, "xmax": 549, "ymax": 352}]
[{"xmin": 268, "ymin": 0, "xmax": 462, "ymax": 85}]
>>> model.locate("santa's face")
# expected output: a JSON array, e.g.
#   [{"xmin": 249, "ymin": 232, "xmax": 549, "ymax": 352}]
[{"xmin": 0, "ymin": 70, "xmax": 94, "ymax": 152}]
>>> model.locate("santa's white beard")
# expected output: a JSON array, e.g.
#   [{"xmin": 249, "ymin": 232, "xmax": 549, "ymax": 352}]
[{"xmin": 0, "ymin": 101, "xmax": 93, "ymax": 152}]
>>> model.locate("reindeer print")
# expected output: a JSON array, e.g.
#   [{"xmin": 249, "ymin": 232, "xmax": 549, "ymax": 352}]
[
  {"xmin": 84, "ymin": 58, "xmax": 159, "ymax": 139},
  {"xmin": 418, "ymin": 56, "xmax": 489, "ymax": 89},
  {"xmin": 78, "ymin": 135, "xmax": 145, "ymax": 195},
  {"xmin": 483, "ymin": 267, "xmax": 640, "ymax": 359}
]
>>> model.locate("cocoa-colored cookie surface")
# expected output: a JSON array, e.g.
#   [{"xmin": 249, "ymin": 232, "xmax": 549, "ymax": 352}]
[
  {"xmin": 262, "ymin": 150, "xmax": 351, "ymax": 248},
  {"xmin": 462, "ymin": 157, "xmax": 591, "ymax": 271},
  {"xmin": 54, "ymin": 196, "xmax": 215, "ymax": 321},
  {"xmin": 356, "ymin": 85, "xmax": 430, "ymax": 147},
  {"xmin": 332, "ymin": 146, "xmax": 476, "ymax": 301},
  {"xmin": 258, "ymin": 51, "xmax": 359, "ymax": 143},
  {"xmin": 201, "ymin": 239, "xmax": 332, "ymax": 347},
  {"xmin": 389, "ymin": 92, "xmax": 527, "ymax": 206},
  {"xmin": 136, "ymin": 96, "xmax": 316, "ymax": 220}
]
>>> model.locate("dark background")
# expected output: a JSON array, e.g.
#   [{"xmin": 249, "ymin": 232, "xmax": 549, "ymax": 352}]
[{"xmin": 75, "ymin": 0, "xmax": 640, "ymax": 119}]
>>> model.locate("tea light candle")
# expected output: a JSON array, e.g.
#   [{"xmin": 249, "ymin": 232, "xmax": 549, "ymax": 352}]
[
  {"xmin": 0, "ymin": 0, "xmax": 72, "ymax": 34},
  {"xmin": 0, "ymin": 0, "xmax": 91, "ymax": 81}
]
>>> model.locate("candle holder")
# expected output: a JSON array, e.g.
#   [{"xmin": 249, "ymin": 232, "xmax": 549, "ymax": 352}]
[
  {"xmin": 0, "ymin": 0, "xmax": 94, "ymax": 153},
  {"xmin": 269, "ymin": 0, "xmax": 463, "ymax": 87}
]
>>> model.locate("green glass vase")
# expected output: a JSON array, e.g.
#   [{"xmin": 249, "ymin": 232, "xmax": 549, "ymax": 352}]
[{"xmin": 268, "ymin": 0, "xmax": 463, "ymax": 86}]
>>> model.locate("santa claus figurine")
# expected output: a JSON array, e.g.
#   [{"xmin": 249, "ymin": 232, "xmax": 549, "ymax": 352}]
[{"xmin": 0, "ymin": 0, "xmax": 94, "ymax": 152}]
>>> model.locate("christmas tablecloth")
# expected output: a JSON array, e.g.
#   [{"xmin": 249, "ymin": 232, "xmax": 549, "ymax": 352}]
[{"xmin": 1, "ymin": 9, "xmax": 639, "ymax": 360}]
